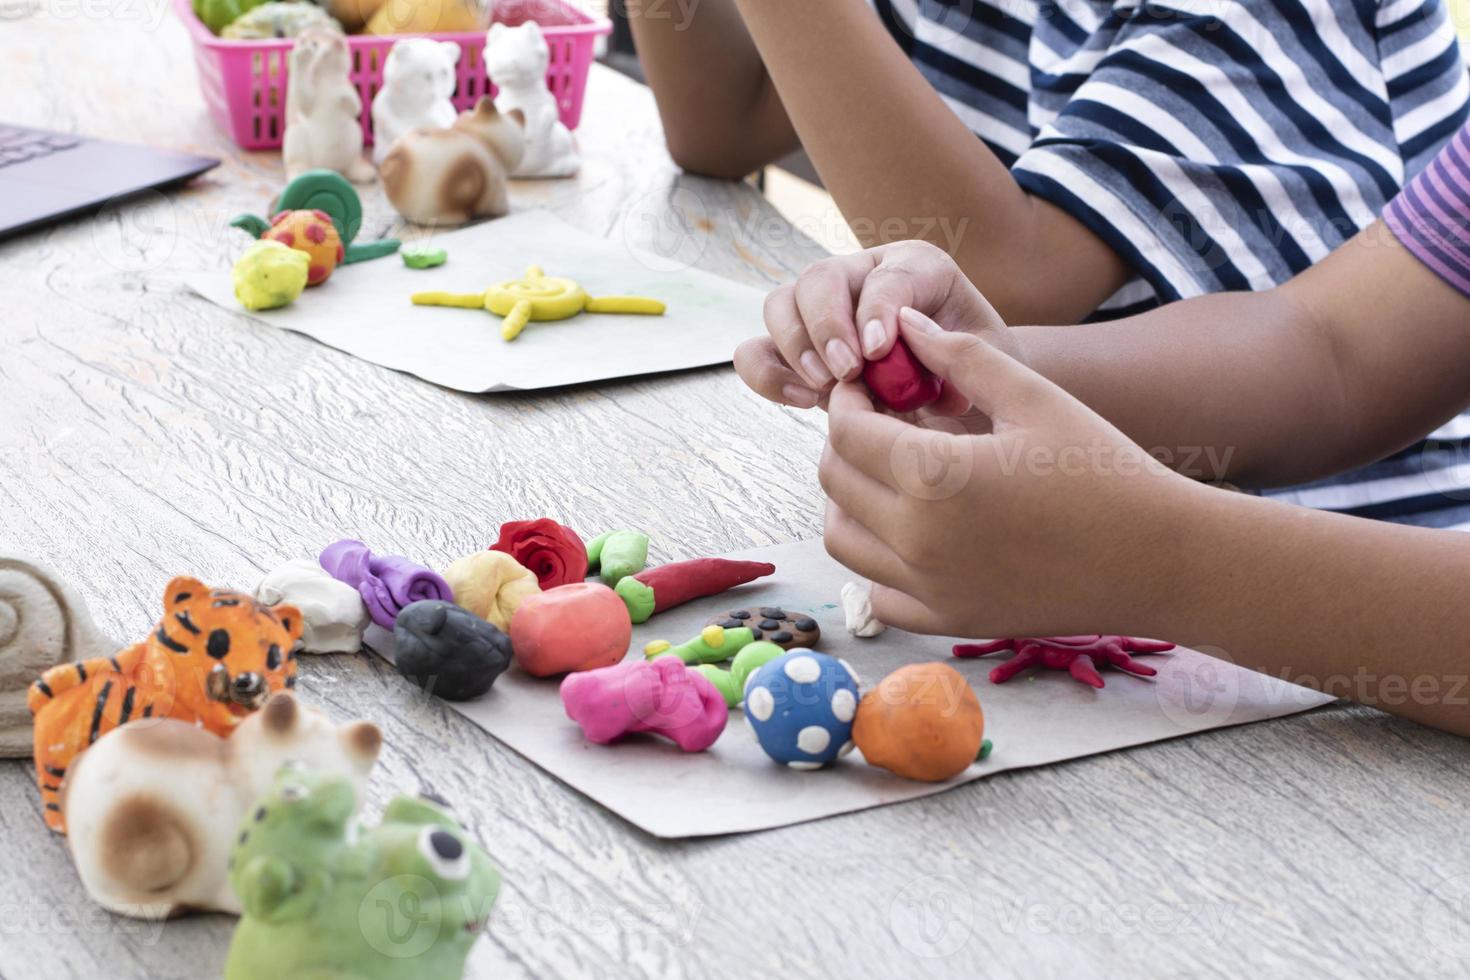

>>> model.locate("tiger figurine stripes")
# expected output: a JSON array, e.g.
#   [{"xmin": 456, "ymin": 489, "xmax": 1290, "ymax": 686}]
[{"xmin": 29, "ymin": 576, "xmax": 302, "ymax": 834}]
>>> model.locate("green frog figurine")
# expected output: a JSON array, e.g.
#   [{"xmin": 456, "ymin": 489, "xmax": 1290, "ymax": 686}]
[{"xmin": 225, "ymin": 764, "xmax": 501, "ymax": 980}]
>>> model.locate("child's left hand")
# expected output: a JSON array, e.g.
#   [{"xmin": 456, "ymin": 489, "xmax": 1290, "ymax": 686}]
[{"xmin": 822, "ymin": 308, "xmax": 1202, "ymax": 639}]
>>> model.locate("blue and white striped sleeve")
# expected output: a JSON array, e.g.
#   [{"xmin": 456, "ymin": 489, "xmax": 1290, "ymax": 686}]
[{"xmin": 1010, "ymin": 0, "xmax": 1469, "ymax": 315}]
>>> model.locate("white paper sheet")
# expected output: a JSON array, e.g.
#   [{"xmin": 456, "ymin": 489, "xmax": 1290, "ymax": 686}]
[
  {"xmin": 367, "ymin": 538, "xmax": 1334, "ymax": 838},
  {"xmin": 187, "ymin": 212, "xmax": 766, "ymax": 392}
]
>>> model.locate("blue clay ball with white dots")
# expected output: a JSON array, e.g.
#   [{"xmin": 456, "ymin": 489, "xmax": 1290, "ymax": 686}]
[{"xmin": 744, "ymin": 650, "xmax": 860, "ymax": 770}]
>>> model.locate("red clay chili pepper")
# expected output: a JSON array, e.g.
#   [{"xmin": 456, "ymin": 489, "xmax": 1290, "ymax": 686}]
[{"xmin": 614, "ymin": 558, "xmax": 775, "ymax": 623}]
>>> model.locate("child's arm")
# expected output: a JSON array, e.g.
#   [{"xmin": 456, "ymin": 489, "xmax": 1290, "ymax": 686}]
[
  {"xmin": 822, "ymin": 315, "xmax": 1470, "ymax": 736},
  {"xmin": 632, "ymin": 0, "xmax": 1129, "ymax": 324},
  {"xmin": 624, "ymin": 0, "xmax": 800, "ymax": 178}
]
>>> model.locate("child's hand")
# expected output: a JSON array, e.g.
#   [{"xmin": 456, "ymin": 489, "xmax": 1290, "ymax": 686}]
[
  {"xmin": 821, "ymin": 309, "xmax": 1200, "ymax": 639},
  {"xmin": 735, "ymin": 241, "xmax": 1016, "ymax": 410}
]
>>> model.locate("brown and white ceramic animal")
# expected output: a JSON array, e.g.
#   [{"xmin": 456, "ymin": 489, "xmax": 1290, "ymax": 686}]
[
  {"xmin": 62, "ymin": 691, "xmax": 381, "ymax": 919},
  {"xmin": 380, "ymin": 96, "xmax": 525, "ymax": 226},
  {"xmin": 283, "ymin": 26, "xmax": 374, "ymax": 182}
]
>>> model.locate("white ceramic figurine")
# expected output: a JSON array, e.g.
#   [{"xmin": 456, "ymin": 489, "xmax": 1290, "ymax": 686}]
[
  {"xmin": 483, "ymin": 21, "xmax": 579, "ymax": 178},
  {"xmin": 62, "ymin": 691, "xmax": 381, "ymax": 919},
  {"xmin": 380, "ymin": 96, "xmax": 525, "ymax": 225},
  {"xmin": 283, "ymin": 26, "xmax": 375, "ymax": 182},
  {"xmin": 371, "ymin": 38, "xmax": 462, "ymax": 166}
]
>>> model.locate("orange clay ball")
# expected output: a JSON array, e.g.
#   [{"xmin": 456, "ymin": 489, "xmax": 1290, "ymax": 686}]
[
  {"xmin": 262, "ymin": 209, "xmax": 343, "ymax": 286},
  {"xmin": 852, "ymin": 662, "xmax": 985, "ymax": 782},
  {"xmin": 509, "ymin": 582, "xmax": 632, "ymax": 677}
]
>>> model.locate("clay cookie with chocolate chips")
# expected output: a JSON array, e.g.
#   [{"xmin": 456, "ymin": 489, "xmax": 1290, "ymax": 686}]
[{"xmin": 706, "ymin": 606, "xmax": 820, "ymax": 650}]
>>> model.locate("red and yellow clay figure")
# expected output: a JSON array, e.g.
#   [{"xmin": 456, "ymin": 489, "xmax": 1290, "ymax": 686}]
[
  {"xmin": 262, "ymin": 209, "xmax": 344, "ymax": 286},
  {"xmin": 509, "ymin": 582, "xmax": 632, "ymax": 677}
]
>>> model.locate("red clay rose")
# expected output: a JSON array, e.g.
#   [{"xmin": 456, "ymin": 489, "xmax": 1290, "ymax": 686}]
[{"xmin": 490, "ymin": 518, "xmax": 588, "ymax": 590}]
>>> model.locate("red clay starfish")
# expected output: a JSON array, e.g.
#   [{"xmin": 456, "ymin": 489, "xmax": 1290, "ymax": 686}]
[{"xmin": 952, "ymin": 635, "xmax": 1175, "ymax": 689}]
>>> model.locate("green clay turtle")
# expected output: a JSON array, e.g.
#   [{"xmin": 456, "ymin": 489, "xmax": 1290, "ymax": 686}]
[
  {"xmin": 231, "ymin": 170, "xmax": 400, "ymax": 265},
  {"xmin": 225, "ymin": 765, "xmax": 500, "ymax": 980}
]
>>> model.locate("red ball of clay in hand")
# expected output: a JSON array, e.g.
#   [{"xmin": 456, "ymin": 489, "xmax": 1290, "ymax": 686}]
[
  {"xmin": 862, "ymin": 338, "xmax": 943, "ymax": 412},
  {"xmin": 509, "ymin": 582, "xmax": 632, "ymax": 677}
]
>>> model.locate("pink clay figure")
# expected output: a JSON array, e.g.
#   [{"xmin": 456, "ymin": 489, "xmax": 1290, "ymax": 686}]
[
  {"xmin": 560, "ymin": 657, "xmax": 728, "ymax": 752},
  {"xmin": 952, "ymin": 635, "xmax": 1176, "ymax": 689}
]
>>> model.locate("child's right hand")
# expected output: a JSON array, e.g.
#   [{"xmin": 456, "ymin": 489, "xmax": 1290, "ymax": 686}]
[{"xmin": 734, "ymin": 241, "xmax": 1019, "ymax": 410}]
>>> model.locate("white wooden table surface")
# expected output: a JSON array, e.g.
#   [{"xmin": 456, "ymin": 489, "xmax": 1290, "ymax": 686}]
[{"xmin": 4, "ymin": 8, "xmax": 1470, "ymax": 980}]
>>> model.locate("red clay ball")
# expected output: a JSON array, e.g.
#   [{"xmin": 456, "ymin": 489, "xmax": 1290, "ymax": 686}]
[{"xmin": 509, "ymin": 583, "xmax": 632, "ymax": 677}]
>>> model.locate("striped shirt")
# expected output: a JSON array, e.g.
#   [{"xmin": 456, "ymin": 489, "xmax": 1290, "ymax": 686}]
[
  {"xmin": 1385, "ymin": 119, "xmax": 1470, "ymax": 292},
  {"xmin": 873, "ymin": 0, "xmax": 1470, "ymax": 317}
]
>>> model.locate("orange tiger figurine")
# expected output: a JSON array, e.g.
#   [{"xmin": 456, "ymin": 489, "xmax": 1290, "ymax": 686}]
[{"xmin": 28, "ymin": 576, "xmax": 301, "ymax": 834}]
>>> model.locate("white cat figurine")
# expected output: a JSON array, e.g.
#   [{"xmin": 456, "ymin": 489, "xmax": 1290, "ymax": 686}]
[
  {"xmin": 371, "ymin": 38, "xmax": 462, "ymax": 166},
  {"xmin": 483, "ymin": 21, "xmax": 579, "ymax": 178},
  {"xmin": 283, "ymin": 26, "xmax": 375, "ymax": 182},
  {"xmin": 62, "ymin": 692, "xmax": 381, "ymax": 919}
]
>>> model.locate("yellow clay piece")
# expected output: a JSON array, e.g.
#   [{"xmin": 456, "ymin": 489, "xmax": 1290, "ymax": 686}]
[
  {"xmin": 411, "ymin": 265, "xmax": 666, "ymax": 342},
  {"xmin": 644, "ymin": 639, "xmax": 672, "ymax": 656},
  {"xmin": 700, "ymin": 625, "xmax": 726, "ymax": 648}
]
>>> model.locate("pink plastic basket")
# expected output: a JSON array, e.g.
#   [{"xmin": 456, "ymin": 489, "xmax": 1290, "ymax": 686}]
[{"xmin": 175, "ymin": 0, "xmax": 610, "ymax": 150}]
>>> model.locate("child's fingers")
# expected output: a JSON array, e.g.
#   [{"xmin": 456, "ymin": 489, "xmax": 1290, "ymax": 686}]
[
  {"xmin": 822, "ymin": 500, "xmax": 918, "ymax": 596},
  {"xmin": 764, "ymin": 283, "xmax": 830, "ymax": 390},
  {"xmin": 867, "ymin": 583, "xmax": 951, "ymax": 635},
  {"xmin": 818, "ymin": 443, "xmax": 900, "ymax": 534},
  {"xmin": 793, "ymin": 257, "xmax": 867, "ymax": 383},
  {"xmin": 851, "ymin": 241, "xmax": 975, "ymax": 359},
  {"xmin": 827, "ymin": 381, "xmax": 961, "ymax": 491},
  {"xmin": 897, "ymin": 309, "xmax": 1057, "ymax": 426},
  {"xmin": 733, "ymin": 337, "xmax": 820, "ymax": 408}
]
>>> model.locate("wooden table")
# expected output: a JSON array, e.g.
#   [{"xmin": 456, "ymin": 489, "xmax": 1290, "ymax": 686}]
[{"xmin": 5, "ymin": 10, "xmax": 1470, "ymax": 980}]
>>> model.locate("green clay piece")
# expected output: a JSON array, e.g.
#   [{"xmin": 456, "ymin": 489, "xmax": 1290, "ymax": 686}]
[
  {"xmin": 615, "ymin": 577, "xmax": 657, "ymax": 624},
  {"xmin": 585, "ymin": 532, "xmax": 611, "ymax": 568},
  {"xmin": 978, "ymin": 738, "xmax": 993, "ymax": 761},
  {"xmin": 402, "ymin": 245, "xmax": 448, "ymax": 269},
  {"xmin": 230, "ymin": 170, "xmax": 401, "ymax": 265},
  {"xmin": 593, "ymin": 530, "xmax": 649, "ymax": 586},
  {"xmin": 645, "ymin": 625, "xmax": 755, "ymax": 666},
  {"xmin": 233, "ymin": 240, "xmax": 309, "ymax": 311},
  {"xmin": 693, "ymin": 640, "xmax": 786, "ymax": 708},
  {"xmin": 225, "ymin": 765, "xmax": 500, "ymax": 980},
  {"xmin": 194, "ymin": 0, "xmax": 268, "ymax": 34}
]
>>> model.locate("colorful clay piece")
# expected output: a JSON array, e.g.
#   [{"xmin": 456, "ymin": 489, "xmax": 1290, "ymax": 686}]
[
  {"xmin": 0, "ymin": 553, "xmax": 118, "ymax": 758},
  {"xmin": 851, "ymin": 663, "xmax": 984, "ymax": 782},
  {"xmin": 255, "ymin": 558, "xmax": 370, "ymax": 654},
  {"xmin": 585, "ymin": 529, "xmax": 650, "ymax": 586},
  {"xmin": 614, "ymin": 558, "xmax": 776, "ymax": 624},
  {"xmin": 221, "ymin": 2, "xmax": 341, "ymax": 39},
  {"xmin": 225, "ymin": 769, "xmax": 500, "ymax": 980},
  {"xmin": 743, "ymin": 650, "xmax": 860, "ymax": 770},
  {"xmin": 230, "ymin": 170, "xmax": 400, "ymax": 264},
  {"xmin": 412, "ymin": 265, "xmax": 666, "ymax": 341},
  {"xmin": 691, "ymin": 640, "xmax": 786, "ymax": 708},
  {"xmin": 194, "ymin": 0, "xmax": 268, "ymax": 34},
  {"xmin": 484, "ymin": 23, "xmax": 581, "ymax": 178},
  {"xmin": 402, "ymin": 244, "xmax": 448, "ymax": 269},
  {"xmin": 863, "ymin": 337, "xmax": 944, "ymax": 412},
  {"xmin": 232, "ymin": 240, "xmax": 310, "ymax": 311},
  {"xmin": 561, "ymin": 657, "xmax": 727, "ymax": 752},
  {"xmin": 840, "ymin": 581, "xmax": 886, "ymax": 638},
  {"xmin": 706, "ymin": 605, "xmax": 819, "ymax": 649},
  {"xmin": 508, "ymin": 582, "xmax": 632, "ymax": 677},
  {"xmin": 394, "ymin": 600, "xmax": 513, "ymax": 701},
  {"xmin": 29, "ymin": 576, "xmax": 301, "ymax": 833},
  {"xmin": 380, "ymin": 98, "xmax": 524, "ymax": 227},
  {"xmin": 319, "ymin": 539, "xmax": 453, "ymax": 630},
  {"xmin": 64, "ymin": 692, "xmax": 380, "ymax": 919},
  {"xmin": 953, "ymin": 635, "xmax": 1176, "ymax": 688},
  {"xmin": 643, "ymin": 624, "xmax": 756, "ymax": 666},
  {"xmin": 441, "ymin": 549, "xmax": 539, "ymax": 630},
  {"xmin": 261, "ymin": 209, "xmax": 343, "ymax": 285},
  {"xmin": 365, "ymin": 0, "xmax": 485, "ymax": 33},
  {"xmin": 489, "ymin": 518, "xmax": 588, "ymax": 590}
]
